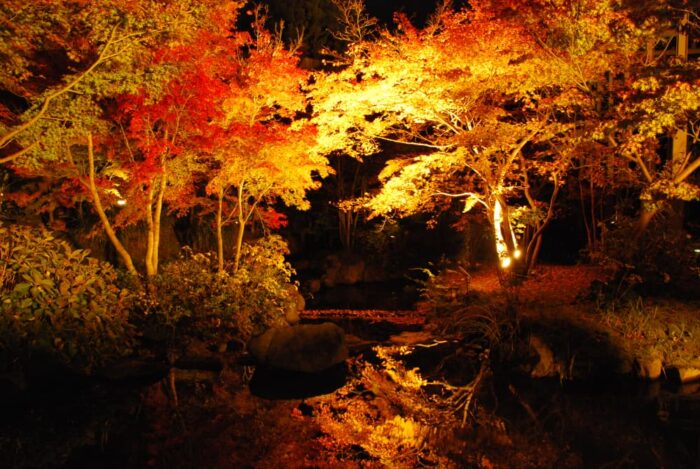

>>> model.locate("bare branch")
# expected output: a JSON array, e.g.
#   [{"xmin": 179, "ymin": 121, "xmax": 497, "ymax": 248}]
[
  {"xmin": 331, "ymin": 0, "xmax": 377, "ymax": 44},
  {"xmin": 375, "ymin": 135, "xmax": 454, "ymax": 150}
]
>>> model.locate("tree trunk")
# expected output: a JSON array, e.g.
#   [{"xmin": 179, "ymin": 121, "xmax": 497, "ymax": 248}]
[
  {"xmin": 589, "ymin": 176, "xmax": 597, "ymax": 249},
  {"xmin": 521, "ymin": 170, "xmax": 560, "ymax": 276},
  {"xmin": 636, "ymin": 200, "xmax": 658, "ymax": 236},
  {"xmin": 527, "ymin": 235, "xmax": 543, "ymax": 274},
  {"xmin": 216, "ymin": 188, "xmax": 224, "ymax": 273},
  {"xmin": 578, "ymin": 176, "xmax": 594, "ymax": 253},
  {"xmin": 85, "ymin": 133, "xmax": 138, "ymax": 276},
  {"xmin": 145, "ymin": 186, "xmax": 156, "ymax": 278},
  {"xmin": 338, "ymin": 209, "xmax": 356, "ymax": 252},
  {"xmin": 152, "ymin": 172, "xmax": 166, "ymax": 275},
  {"xmin": 233, "ymin": 184, "xmax": 246, "ymax": 273}
]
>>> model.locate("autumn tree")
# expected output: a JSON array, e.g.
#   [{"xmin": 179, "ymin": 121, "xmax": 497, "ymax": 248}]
[
  {"xmin": 266, "ymin": 0, "xmax": 342, "ymax": 56},
  {"xmin": 0, "ymin": 0, "xmax": 244, "ymax": 277},
  {"xmin": 205, "ymin": 10, "xmax": 330, "ymax": 273},
  {"xmin": 480, "ymin": 0, "xmax": 652, "ymax": 262},
  {"xmin": 0, "ymin": 0, "xmax": 225, "ymax": 166},
  {"xmin": 311, "ymin": 2, "xmax": 594, "ymax": 273},
  {"xmin": 492, "ymin": 0, "xmax": 700, "ymax": 252},
  {"xmin": 111, "ymin": 30, "xmax": 239, "ymax": 277},
  {"xmin": 313, "ymin": 0, "xmax": 700, "ymax": 273},
  {"xmin": 610, "ymin": 18, "xmax": 700, "ymax": 234}
]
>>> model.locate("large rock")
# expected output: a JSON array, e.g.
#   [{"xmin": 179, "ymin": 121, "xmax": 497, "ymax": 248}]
[
  {"xmin": 667, "ymin": 365, "xmax": 700, "ymax": 384},
  {"xmin": 634, "ymin": 355, "xmax": 663, "ymax": 380},
  {"xmin": 528, "ymin": 335, "xmax": 563, "ymax": 378},
  {"xmin": 248, "ymin": 323, "xmax": 348, "ymax": 373}
]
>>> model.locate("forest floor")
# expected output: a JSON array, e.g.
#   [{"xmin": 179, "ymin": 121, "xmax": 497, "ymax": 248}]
[{"xmin": 466, "ymin": 264, "xmax": 700, "ymax": 375}]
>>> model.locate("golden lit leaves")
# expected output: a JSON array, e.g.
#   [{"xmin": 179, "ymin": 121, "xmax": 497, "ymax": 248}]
[
  {"xmin": 365, "ymin": 150, "xmax": 466, "ymax": 219},
  {"xmin": 645, "ymin": 179, "xmax": 700, "ymax": 202}
]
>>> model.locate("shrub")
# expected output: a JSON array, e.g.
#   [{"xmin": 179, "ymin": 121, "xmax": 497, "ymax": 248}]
[
  {"xmin": 0, "ymin": 223, "xmax": 135, "ymax": 373},
  {"xmin": 138, "ymin": 235, "xmax": 296, "ymax": 354},
  {"xmin": 600, "ymin": 213, "xmax": 700, "ymax": 298},
  {"xmin": 415, "ymin": 263, "xmax": 472, "ymax": 320},
  {"xmin": 415, "ymin": 263, "xmax": 516, "ymax": 357}
]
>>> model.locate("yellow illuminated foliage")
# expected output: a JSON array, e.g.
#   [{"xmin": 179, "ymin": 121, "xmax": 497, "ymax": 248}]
[
  {"xmin": 312, "ymin": 0, "xmax": 700, "ymax": 267},
  {"xmin": 310, "ymin": 3, "xmax": 602, "ymax": 268}
]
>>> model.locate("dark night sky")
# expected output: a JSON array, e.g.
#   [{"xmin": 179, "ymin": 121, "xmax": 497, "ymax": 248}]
[
  {"xmin": 256, "ymin": 0, "xmax": 470, "ymax": 56},
  {"xmin": 366, "ymin": 1, "xmax": 469, "ymax": 26},
  {"xmin": 365, "ymin": 0, "xmax": 442, "ymax": 26}
]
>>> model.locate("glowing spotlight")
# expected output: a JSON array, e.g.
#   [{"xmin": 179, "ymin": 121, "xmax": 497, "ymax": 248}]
[
  {"xmin": 513, "ymin": 249, "xmax": 522, "ymax": 259},
  {"xmin": 500, "ymin": 257, "xmax": 512, "ymax": 269},
  {"xmin": 117, "ymin": 199, "xmax": 127, "ymax": 206}
]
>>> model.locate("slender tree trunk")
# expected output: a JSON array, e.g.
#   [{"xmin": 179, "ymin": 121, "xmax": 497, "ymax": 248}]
[
  {"xmin": 216, "ymin": 188, "xmax": 224, "ymax": 273},
  {"xmin": 339, "ymin": 210, "xmax": 354, "ymax": 252},
  {"xmin": 578, "ymin": 176, "xmax": 594, "ymax": 253},
  {"xmin": 589, "ymin": 176, "xmax": 597, "ymax": 249},
  {"xmin": 85, "ymin": 133, "xmax": 138, "ymax": 276},
  {"xmin": 521, "ymin": 162, "xmax": 561, "ymax": 275},
  {"xmin": 152, "ymin": 172, "xmax": 166, "ymax": 274},
  {"xmin": 527, "ymin": 235, "xmax": 543, "ymax": 274},
  {"xmin": 145, "ymin": 186, "xmax": 156, "ymax": 278},
  {"xmin": 636, "ymin": 201, "xmax": 658, "ymax": 235},
  {"xmin": 233, "ymin": 184, "xmax": 246, "ymax": 273},
  {"xmin": 500, "ymin": 199, "xmax": 517, "ymax": 253}
]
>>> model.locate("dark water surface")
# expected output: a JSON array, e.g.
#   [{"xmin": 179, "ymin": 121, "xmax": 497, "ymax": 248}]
[{"xmin": 1, "ymin": 305, "xmax": 698, "ymax": 468}]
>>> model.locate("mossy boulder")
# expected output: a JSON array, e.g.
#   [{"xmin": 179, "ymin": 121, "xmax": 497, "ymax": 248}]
[{"xmin": 248, "ymin": 323, "xmax": 348, "ymax": 373}]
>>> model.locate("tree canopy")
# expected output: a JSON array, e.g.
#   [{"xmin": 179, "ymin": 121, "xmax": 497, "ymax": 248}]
[
  {"xmin": 310, "ymin": 0, "xmax": 700, "ymax": 272},
  {"xmin": 1, "ymin": 0, "xmax": 698, "ymax": 277}
]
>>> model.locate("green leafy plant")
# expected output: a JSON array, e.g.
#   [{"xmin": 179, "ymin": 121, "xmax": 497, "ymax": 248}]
[
  {"xmin": 136, "ymin": 235, "xmax": 296, "ymax": 355},
  {"xmin": 415, "ymin": 263, "xmax": 472, "ymax": 318},
  {"xmin": 0, "ymin": 223, "xmax": 135, "ymax": 373}
]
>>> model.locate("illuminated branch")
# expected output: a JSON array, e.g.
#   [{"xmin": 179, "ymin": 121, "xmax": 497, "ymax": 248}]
[
  {"xmin": 528, "ymin": 32, "xmax": 590, "ymax": 92},
  {"xmin": 674, "ymin": 156, "xmax": 700, "ymax": 184},
  {"xmin": 0, "ymin": 24, "xmax": 120, "ymax": 154},
  {"xmin": 430, "ymin": 191, "xmax": 489, "ymax": 209},
  {"xmin": 375, "ymin": 136, "xmax": 454, "ymax": 150},
  {"xmin": 497, "ymin": 125, "xmax": 543, "ymax": 187},
  {"xmin": 635, "ymin": 155, "xmax": 654, "ymax": 183},
  {"xmin": 331, "ymin": 0, "xmax": 377, "ymax": 44},
  {"xmin": 0, "ymin": 141, "xmax": 38, "ymax": 164}
]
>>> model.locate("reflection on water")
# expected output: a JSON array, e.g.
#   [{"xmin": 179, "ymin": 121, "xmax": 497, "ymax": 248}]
[
  {"xmin": 495, "ymin": 375, "xmax": 700, "ymax": 468},
  {"xmin": 0, "ymin": 306, "xmax": 698, "ymax": 468}
]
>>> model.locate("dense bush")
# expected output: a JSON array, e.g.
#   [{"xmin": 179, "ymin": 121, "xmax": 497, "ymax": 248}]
[
  {"xmin": 599, "ymin": 213, "xmax": 700, "ymax": 299},
  {"xmin": 0, "ymin": 223, "xmax": 135, "ymax": 373},
  {"xmin": 136, "ymin": 235, "xmax": 296, "ymax": 353}
]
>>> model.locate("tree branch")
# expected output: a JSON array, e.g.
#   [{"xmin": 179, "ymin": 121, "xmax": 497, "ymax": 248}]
[
  {"xmin": 635, "ymin": 155, "xmax": 654, "ymax": 183},
  {"xmin": 375, "ymin": 135, "xmax": 454, "ymax": 150},
  {"xmin": 85, "ymin": 132, "xmax": 137, "ymax": 276},
  {"xmin": 0, "ymin": 141, "xmax": 38, "ymax": 164},
  {"xmin": 0, "ymin": 24, "xmax": 121, "ymax": 157},
  {"xmin": 674, "ymin": 155, "xmax": 700, "ymax": 184}
]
